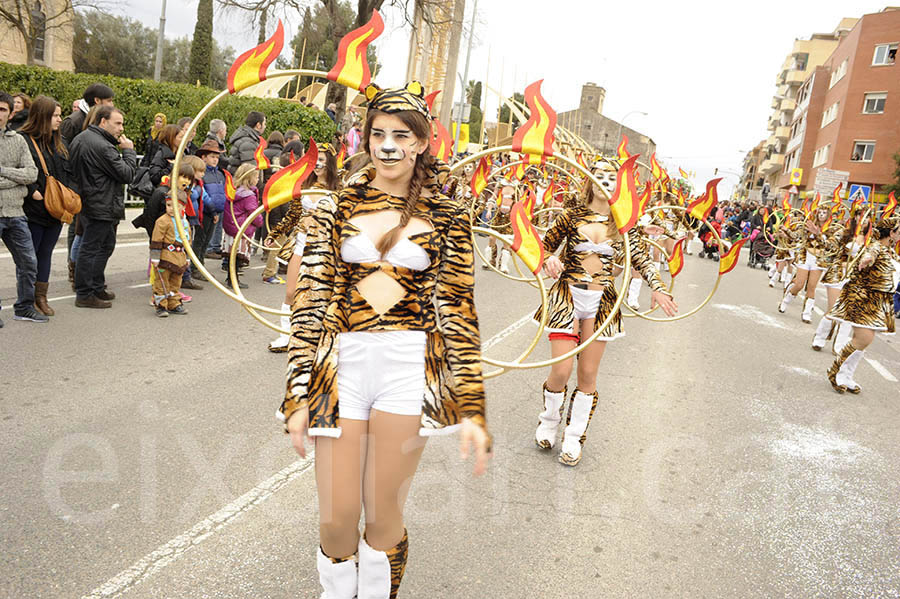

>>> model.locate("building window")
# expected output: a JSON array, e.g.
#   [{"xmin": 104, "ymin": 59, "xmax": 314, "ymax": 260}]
[
  {"xmin": 30, "ymin": 2, "xmax": 46, "ymax": 63},
  {"xmin": 793, "ymin": 53, "xmax": 809, "ymax": 71},
  {"xmin": 863, "ymin": 92, "xmax": 887, "ymax": 114},
  {"xmin": 872, "ymin": 43, "xmax": 898, "ymax": 66},
  {"xmin": 851, "ymin": 141, "xmax": 875, "ymax": 162},
  {"xmin": 829, "ymin": 59, "xmax": 848, "ymax": 88},
  {"xmin": 821, "ymin": 102, "xmax": 839, "ymax": 127},
  {"xmin": 812, "ymin": 145, "xmax": 830, "ymax": 168}
]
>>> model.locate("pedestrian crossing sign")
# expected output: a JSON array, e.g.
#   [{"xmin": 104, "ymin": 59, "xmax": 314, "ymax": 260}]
[
  {"xmin": 789, "ymin": 168, "xmax": 803, "ymax": 185},
  {"xmin": 848, "ymin": 184, "xmax": 871, "ymax": 205}
]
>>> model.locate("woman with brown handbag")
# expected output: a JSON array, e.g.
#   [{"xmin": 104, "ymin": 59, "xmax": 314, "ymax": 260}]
[{"xmin": 20, "ymin": 95, "xmax": 74, "ymax": 316}]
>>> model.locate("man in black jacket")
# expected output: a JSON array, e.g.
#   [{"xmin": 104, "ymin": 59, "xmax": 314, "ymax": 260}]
[
  {"xmin": 60, "ymin": 83, "xmax": 114, "ymax": 146},
  {"xmin": 226, "ymin": 111, "xmax": 266, "ymax": 173},
  {"xmin": 70, "ymin": 106, "xmax": 136, "ymax": 308}
]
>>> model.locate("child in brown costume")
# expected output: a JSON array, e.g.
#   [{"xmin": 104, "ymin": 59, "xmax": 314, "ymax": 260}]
[{"xmin": 150, "ymin": 190, "xmax": 191, "ymax": 317}]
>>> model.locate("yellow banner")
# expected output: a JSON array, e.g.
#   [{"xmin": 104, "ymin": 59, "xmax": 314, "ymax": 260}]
[{"xmin": 451, "ymin": 122, "xmax": 470, "ymax": 153}]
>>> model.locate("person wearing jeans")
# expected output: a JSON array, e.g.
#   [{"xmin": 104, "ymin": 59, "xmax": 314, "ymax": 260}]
[{"xmin": 0, "ymin": 90, "xmax": 44, "ymax": 324}]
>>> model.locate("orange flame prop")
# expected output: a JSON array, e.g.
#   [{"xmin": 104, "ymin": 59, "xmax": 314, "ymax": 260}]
[
  {"xmin": 523, "ymin": 189, "xmax": 537, "ymax": 220},
  {"xmin": 430, "ymin": 119, "xmax": 453, "ymax": 162},
  {"xmin": 608, "ymin": 154, "xmax": 641, "ymax": 234},
  {"xmin": 424, "ymin": 90, "xmax": 440, "ymax": 113},
  {"xmin": 326, "ymin": 10, "xmax": 384, "ymax": 91},
  {"xmin": 719, "ymin": 237, "xmax": 748, "ymax": 275},
  {"xmin": 227, "ymin": 21, "xmax": 284, "ymax": 94},
  {"xmin": 509, "ymin": 201, "xmax": 545, "ymax": 274},
  {"xmin": 884, "ymin": 191, "xmax": 897, "ymax": 218},
  {"xmin": 262, "ymin": 139, "xmax": 318, "ymax": 212},
  {"xmin": 667, "ymin": 238, "xmax": 686, "ymax": 278},
  {"xmin": 470, "ymin": 157, "xmax": 490, "ymax": 198},
  {"xmin": 781, "ymin": 193, "xmax": 791, "ymax": 213},
  {"xmin": 637, "ymin": 182, "xmax": 652, "ymax": 217},
  {"xmin": 821, "ymin": 210, "xmax": 834, "ymax": 233},
  {"xmin": 832, "ymin": 183, "xmax": 843, "ymax": 205},
  {"xmin": 809, "ymin": 192, "xmax": 821, "ymax": 215},
  {"xmin": 687, "ymin": 178, "xmax": 722, "ymax": 221},
  {"xmin": 223, "ymin": 170, "xmax": 236, "ymax": 202},
  {"xmin": 576, "ymin": 152, "xmax": 588, "ymax": 171},
  {"xmin": 254, "ymin": 138, "xmax": 270, "ymax": 170},
  {"xmin": 336, "ymin": 143, "xmax": 347, "ymax": 170},
  {"xmin": 650, "ymin": 153, "xmax": 663, "ymax": 180},
  {"xmin": 617, "ymin": 135, "xmax": 630, "ymax": 161},
  {"xmin": 512, "ymin": 80, "xmax": 557, "ymax": 165},
  {"xmin": 676, "ymin": 187, "xmax": 687, "ymax": 206},
  {"xmin": 542, "ymin": 181, "xmax": 555, "ymax": 207},
  {"xmin": 514, "ymin": 161, "xmax": 526, "ymax": 181},
  {"xmin": 679, "ymin": 167, "xmax": 690, "ymax": 179}
]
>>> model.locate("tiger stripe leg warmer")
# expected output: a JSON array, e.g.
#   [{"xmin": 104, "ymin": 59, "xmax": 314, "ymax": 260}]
[
  {"xmin": 358, "ymin": 530, "xmax": 408, "ymax": 599},
  {"xmin": 317, "ymin": 547, "xmax": 358, "ymax": 599},
  {"xmin": 827, "ymin": 342, "xmax": 858, "ymax": 394},
  {"xmin": 535, "ymin": 383, "xmax": 567, "ymax": 450}
]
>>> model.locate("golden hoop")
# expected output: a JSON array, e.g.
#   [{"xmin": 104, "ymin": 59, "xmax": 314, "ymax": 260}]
[
  {"xmin": 621, "ymin": 235, "xmax": 676, "ymax": 318},
  {"xmin": 763, "ymin": 209, "xmax": 805, "ymax": 252}
]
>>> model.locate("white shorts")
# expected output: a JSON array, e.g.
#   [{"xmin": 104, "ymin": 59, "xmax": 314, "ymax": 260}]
[
  {"xmin": 798, "ymin": 253, "xmax": 824, "ymax": 271},
  {"xmin": 292, "ymin": 230, "xmax": 308, "ymax": 257},
  {"xmin": 570, "ymin": 284, "xmax": 604, "ymax": 321},
  {"xmin": 337, "ymin": 331, "xmax": 426, "ymax": 421}
]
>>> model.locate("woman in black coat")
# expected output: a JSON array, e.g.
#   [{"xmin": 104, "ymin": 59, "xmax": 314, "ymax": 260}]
[
  {"xmin": 141, "ymin": 112, "xmax": 167, "ymax": 167},
  {"xmin": 19, "ymin": 95, "xmax": 73, "ymax": 316},
  {"xmin": 148, "ymin": 124, "xmax": 184, "ymax": 186}
]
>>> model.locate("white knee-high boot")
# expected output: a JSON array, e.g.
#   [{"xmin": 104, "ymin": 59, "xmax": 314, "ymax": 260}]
[
  {"xmin": 317, "ymin": 548, "xmax": 358, "ymax": 599},
  {"xmin": 358, "ymin": 531, "xmax": 408, "ymax": 599},
  {"xmin": 482, "ymin": 244, "xmax": 493, "ymax": 270},
  {"xmin": 535, "ymin": 384, "xmax": 567, "ymax": 450},
  {"xmin": 833, "ymin": 322, "xmax": 853, "ymax": 354},
  {"xmin": 811, "ymin": 315, "xmax": 833, "ymax": 350},
  {"xmin": 268, "ymin": 303, "xmax": 291, "ymax": 352},
  {"xmin": 836, "ymin": 347, "xmax": 865, "ymax": 393},
  {"xmin": 559, "ymin": 389, "xmax": 599, "ymax": 466},
  {"xmin": 626, "ymin": 278, "xmax": 642, "ymax": 309},
  {"xmin": 778, "ymin": 292, "xmax": 796, "ymax": 313},
  {"xmin": 801, "ymin": 298, "xmax": 815, "ymax": 323},
  {"xmin": 499, "ymin": 248, "xmax": 511, "ymax": 274}
]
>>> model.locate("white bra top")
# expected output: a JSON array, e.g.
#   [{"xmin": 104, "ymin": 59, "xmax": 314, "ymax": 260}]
[
  {"xmin": 340, "ymin": 234, "xmax": 431, "ymax": 271},
  {"xmin": 301, "ymin": 197, "xmax": 318, "ymax": 211},
  {"xmin": 573, "ymin": 240, "xmax": 615, "ymax": 256}
]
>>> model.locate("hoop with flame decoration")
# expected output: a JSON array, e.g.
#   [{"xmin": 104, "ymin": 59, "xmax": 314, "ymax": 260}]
[
  {"xmin": 168, "ymin": 15, "xmax": 385, "ymax": 332},
  {"xmin": 762, "ymin": 208, "xmax": 805, "ymax": 252}
]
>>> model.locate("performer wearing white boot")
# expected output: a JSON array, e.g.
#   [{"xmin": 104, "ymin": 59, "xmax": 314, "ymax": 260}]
[
  {"xmin": 281, "ymin": 83, "xmax": 490, "ymax": 598},
  {"xmin": 779, "ymin": 206, "xmax": 832, "ymax": 322},
  {"xmin": 533, "ymin": 162, "xmax": 677, "ymax": 465},
  {"xmin": 625, "ymin": 276, "xmax": 643, "ymax": 310},
  {"xmin": 485, "ymin": 183, "xmax": 514, "ymax": 273},
  {"xmin": 498, "ymin": 247, "xmax": 512, "ymax": 274},
  {"xmin": 812, "ymin": 205, "xmax": 849, "ymax": 350},
  {"xmin": 265, "ymin": 145, "xmax": 339, "ymax": 352},
  {"xmin": 826, "ymin": 213, "xmax": 900, "ymax": 394}
]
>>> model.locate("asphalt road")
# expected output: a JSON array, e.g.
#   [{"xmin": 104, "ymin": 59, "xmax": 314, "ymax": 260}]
[{"xmin": 2, "ymin": 226, "xmax": 899, "ymax": 599}]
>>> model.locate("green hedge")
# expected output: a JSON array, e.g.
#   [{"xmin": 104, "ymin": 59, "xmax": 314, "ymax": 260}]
[{"xmin": 0, "ymin": 63, "xmax": 336, "ymax": 152}]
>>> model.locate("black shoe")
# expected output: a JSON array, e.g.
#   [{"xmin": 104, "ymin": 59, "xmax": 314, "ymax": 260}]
[
  {"xmin": 168, "ymin": 304, "xmax": 188, "ymax": 315},
  {"xmin": 205, "ymin": 250, "xmax": 222, "ymax": 259},
  {"xmin": 181, "ymin": 279, "xmax": 204, "ymax": 290},
  {"xmin": 225, "ymin": 276, "xmax": 248, "ymax": 290},
  {"xmin": 96, "ymin": 288, "xmax": 116, "ymax": 301},
  {"xmin": 75, "ymin": 295, "xmax": 112, "ymax": 309},
  {"xmin": 14, "ymin": 307, "xmax": 49, "ymax": 322},
  {"xmin": 0, "ymin": 315, "xmax": 3, "ymax": 327},
  {"xmin": 156, "ymin": 306, "xmax": 169, "ymax": 318}
]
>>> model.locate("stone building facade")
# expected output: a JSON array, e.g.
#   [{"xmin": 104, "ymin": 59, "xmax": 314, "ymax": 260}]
[{"xmin": 0, "ymin": 0, "xmax": 75, "ymax": 72}]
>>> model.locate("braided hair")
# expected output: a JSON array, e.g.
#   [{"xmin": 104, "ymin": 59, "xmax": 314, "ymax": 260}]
[{"xmin": 362, "ymin": 109, "xmax": 435, "ymax": 257}]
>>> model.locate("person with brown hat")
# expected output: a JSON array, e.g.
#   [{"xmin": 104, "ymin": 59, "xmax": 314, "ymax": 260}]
[{"xmin": 193, "ymin": 139, "xmax": 226, "ymax": 274}]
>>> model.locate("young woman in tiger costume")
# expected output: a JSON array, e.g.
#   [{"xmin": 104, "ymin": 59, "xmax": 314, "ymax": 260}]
[
  {"xmin": 826, "ymin": 213, "xmax": 900, "ymax": 393},
  {"xmin": 533, "ymin": 162, "xmax": 678, "ymax": 466},
  {"xmin": 279, "ymin": 82, "xmax": 490, "ymax": 599},
  {"xmin": 779, "ymin": 205, "xmax": 835, "ymax": 323},
  {"xmin": 265, "ymin": 144, "xmax": 340, "ymax": 353}
]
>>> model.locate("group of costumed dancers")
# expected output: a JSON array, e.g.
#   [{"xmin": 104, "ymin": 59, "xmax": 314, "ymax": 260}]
[
  {"xmin": 190, "ymin": 14, "xmax": 897, "ymax": 597},
  {"xmin": 771, "ymin": 196, "xmax": 899, "ymax": 394}
]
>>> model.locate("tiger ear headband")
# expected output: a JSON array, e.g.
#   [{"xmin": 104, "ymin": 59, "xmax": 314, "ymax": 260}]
[{"xmin": 364, "ymin": 81, "xmax": 430, "ymax": 119}]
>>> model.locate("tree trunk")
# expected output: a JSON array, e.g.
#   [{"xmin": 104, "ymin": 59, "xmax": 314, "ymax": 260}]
[
  {"xmin": 439, "ymin": 0, "xmax": 465, "ymax": 130},
  {"xmin": 257, "ymin": 5, "xmax": 268, "ymax": 44},
  {"xmin": 188, "ymin": 0, "xmax": 213, "ymax": 86}
]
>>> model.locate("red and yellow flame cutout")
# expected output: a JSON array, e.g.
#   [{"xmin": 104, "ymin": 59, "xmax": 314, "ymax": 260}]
[
  {"xmin": 430, "ymin": 119, "xmax": 453, "ymax": 162},
  {"xmin": 687, "ymin": 178, "xmax": 721, "ymax": 221},
  {"xmin": 509, "ymin": 201, "xmax": 545, "ymax": 274},
  {"xmin": 884, "ymin": 191, "xmax": 897, "ymax": 218},
  {"xmin": 676, "ymin": 187, "xmax": 687, "ymax": 206},
  {"xmin": 470, "ymin": 157, "xmax": 490, "ymax": 198},
  {"xmin": 667, "ymin": 238, "xmax": 686, "ymax": 278},
  {"xmin": 223, "ymin": 169, "xmax": 236, "ymax": 202},
  {"xmin": 809, "ymin": 192, "xmax": 821, "ymax": 215},
  {"xmin": 542, "ymin": 181, "xmax": 555, "ymax": 207},
  {"xmin": 679, "ymin": 167, "xmax": 690, "ymax": 179},
  {"xmin": 523, "ymin": 189, "xmax": 537, "ymax": 220},
  {"xmin": 227, "ymin": 21, "xmax": 284, "ymax": 94},
  {"xmin": 576, "ymin": 152, "xmax": 588, "ymax": 171},
  {"xmin": 326, "ymin": 10, "xmax": 384, "ymax": 91},
  {"xmin": 514, "ymin": 160, "xmax": 526, "ymax": 181},
  {"xmin": 781, "ymin": 193, "xmax": 791, "ymax": 213},
  {"xmin": 336, "ymin": 143, "xmax": 346, "ymax": 170},
  {"xmin": 719, "ymin": 237, "xmax": 748, "ymax": 275},
  {"xmin": 650, "ymin": 153, "xmax": 663, "ymax": 180},
  {"xmin": 254, "ymin": 138, "xmax": 270, "ymax": 170},
  {"xmin": 512, "ymin": 80, "xmax": 558, "ymax": 165},
  {"xmin": 637, "ymin": 182, "xmax": 652, "ymax": 217},
  {"xmin": 821, "ymin": 209, "xmax": 834, "ymax": 233},
  {"xmin": 832, "ymin": 183, "xmax": 843, "ymax": 205},
  {"xmin": 424, "ymin": 90, "xmax": 440, "ymax": 114},
  {"xmin": 262, "ymin": 139, "xmax": 318, "ymax": 212},
  {"xmin": 608, "ymin": 154, "xmax": 641, "ymax": 234},
  {"xmin": 617, "ymin": 135, "xmax": 630, "ymax": 161}
]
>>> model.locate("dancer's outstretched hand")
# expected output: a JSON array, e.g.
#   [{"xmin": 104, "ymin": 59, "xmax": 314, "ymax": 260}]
[
  {"xmin": 459, "ymin": 418, "xmax": 491, "ymax": 476},
  {"xmin": 650, "ymin": 290, "xmax": 679, "ymax": 317},
  {"xmin": 286, "ymin": 409, "xmax": 310, "ymax": 458},
  {"xmin": 542, "ymin": 255, "xmax": 563, "ymax": 279}
]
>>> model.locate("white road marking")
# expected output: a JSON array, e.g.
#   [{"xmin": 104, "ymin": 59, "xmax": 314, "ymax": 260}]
[
  {"xmin": 0, "ymin": 240, "xmax": 148, "ymax": 260},
  {"xmin": 713, "ymin": 303, "xmax": 788, "ymax": 330},
  {"xmin": 865, "ymin": 358, "xmax": 898, "ymax": 383},
  {"xmin": 47, "ymin": 294, "xmax": 76, "ymax": 302},
  {"xmin": 80, "ymin": 311, "xmax": 534, "ymax": 598},
  {"xmin": 781, "ymin": 365, "xmax": 817, "ymax": 379}
]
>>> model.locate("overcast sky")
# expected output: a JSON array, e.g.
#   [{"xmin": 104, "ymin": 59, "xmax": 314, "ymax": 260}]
[{"xmin": 120, "ymin": 0, "xmax": 888, "ymax": 199}]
